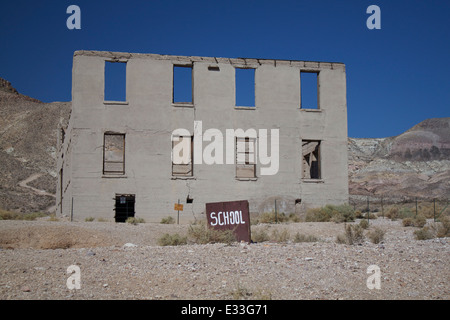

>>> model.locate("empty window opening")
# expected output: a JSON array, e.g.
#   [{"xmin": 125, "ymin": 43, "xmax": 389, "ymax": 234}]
[
  {"xmin": 235, "ymin": 68, "xmax": 255, "ymax": 107},
  {"xmin": 302, "ymin": 140, "xmax": 321, "ymax": 179},
  {"xmin": 172, "ymin": 135, "xmax": 193, "ymax": 176},
  {"xmin": 208, "ymin": 65, "xmax": 220, "ymax": 71},
  {"xmin": 300, "ymin": 71, "xmax": 319, "ymax": 109},
  {"xmin": 103, "ymin": 133, "xmax": 125, "ymax": 175},
  {"xmin": 186, "ymin": 195, "xmax": 193, "ymax": 203},
  {"xmin": 173, "ymin": 65, "xmax": 193, "ymax": 104},
  {"xmin": 236, "ymin": 137, "xmax": 256, "ymax": 178},
  {"xmin": 114, "ymin": 194, "xmax": 135, "ymax": 223},
  {"xmin": 105, "ymin": 61, "xmax": 127, "ymax": 101}
]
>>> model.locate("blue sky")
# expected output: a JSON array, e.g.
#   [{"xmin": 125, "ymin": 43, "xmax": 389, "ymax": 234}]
[{"xmin": 0, "ymin": 0, "xmax": 449, "ymax": 138}]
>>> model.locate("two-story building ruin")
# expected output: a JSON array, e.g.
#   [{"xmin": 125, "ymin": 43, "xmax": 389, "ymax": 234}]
[{"xmin": 57, "ymin": 50, "xmax": 348, "ymax": 222}]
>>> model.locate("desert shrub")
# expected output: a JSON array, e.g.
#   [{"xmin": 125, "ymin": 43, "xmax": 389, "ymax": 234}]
[
  {"xmin": 251, "ymin": 228, "xmax": 270, "ymax": 243},
  {"xmin": 359, "ymin": 219, "xmax": 369, "ymax": 229},
  {"xmin": 402, "ymin": 214, "xmax": 426, "ymax": 228},
  {"xmin": 293, "ymin": 233, "xmax": 319, "ymax": 243},
  {"xmin": 336, "ymin": 224, "xmax": 365, "ymax": 245},
  {"xmin": 305, "ymin": 207, "xmax": 330, "ymax": 222},
  {"xmin": 85, "ymin": 217, "xmax": 95, "ymax": 222},
  {"xmin": 402, "ymin": 217, "xmax": 414, "ymax": 227},
  {"xmin": 270, "ymin": 229, "xmax": 290, "ymax": 243},
  {"xmin": 398, "ymin": 207, "xmax": 414, "ymax": 219},
  {"xmin": 126, "ymin": 217, "xmax": 145, "ymax": 225},
  {"xmin": 414, "ymin": 227, "xmax": 434, "ymax": 240},
  {"xmin": 362, "ymin": 212, "xmax": 378, "ymax": 220},
  {"xmin": 305, "ymin": 204, "xmax": 355, "ymax": 223},
  {"xmin": 367, "ymin": 227, "xmax": 385, "ymax": 244},
  {"xmin": 385, "ymin": 206, "xmax": 399, "ymax": 220},
  {"xmin": 0, "ymin": 210, "xmax": 47, "ymax": 221},
  {"xmin": 188, "ymin": 224, "xmax": 236, "ymax": 245},
  {"xmin": 157, "ymin": 233, "xmax": 187, "ymax": 246},
  {"xmin": 433, "ymin": 216, "xmax": 450, "ymax": 238},
  {"xmin": 160, "ymin": 216, "xmax": 175, "ymax": 224}
]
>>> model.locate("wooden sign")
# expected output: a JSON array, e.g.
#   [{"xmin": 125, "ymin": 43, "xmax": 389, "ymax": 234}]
[
  {"xmin": 174, "ymin": 203, "xmax": 183, "ymax": 211},
  {"xmin": 205, "ymin": 200, "xmax": 251, "ymax": 243}
]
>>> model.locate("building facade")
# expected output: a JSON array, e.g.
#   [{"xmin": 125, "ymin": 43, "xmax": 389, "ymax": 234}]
[{"xmin": 57, "ymin": 50, "xmax": 348, "ymax": 222}]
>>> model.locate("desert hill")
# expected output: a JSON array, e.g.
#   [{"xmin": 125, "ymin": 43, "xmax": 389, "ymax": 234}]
[
  {"xmin": 0, "ymin": 78, "xmax": 71, "ymax": 213},
  {"xmin": 348, "ymin": 118, "xmax": 450, "ymax": 199}
]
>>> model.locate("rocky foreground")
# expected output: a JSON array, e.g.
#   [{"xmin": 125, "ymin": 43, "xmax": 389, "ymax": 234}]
[{"xmin": 0, "ymin": 219, "xmax": 448, "ymax": 300}]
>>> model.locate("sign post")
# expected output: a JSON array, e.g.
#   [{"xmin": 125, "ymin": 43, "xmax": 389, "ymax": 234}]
[
  {"xmin": 174, "ymin": 199, "xmax": 183, "ymax": 224},
  {"xmin": 205, "ymin": 200, "xmax": 251, "ymax": 243}
]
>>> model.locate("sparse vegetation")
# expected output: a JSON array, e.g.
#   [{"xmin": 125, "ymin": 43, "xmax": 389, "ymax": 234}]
[
  {"xmin": 160, "ymin": 216, "xmax": 175, "ymax": 224},
  {"xmin": 359, "ymin": 219, "xmax": 369, "ymax": 229},
  {"xmin": 305, "ymin": 204, "xmax": 355, "ymax": 223},
  {"xmin": 85, "ymin": 217, "xmax": 95, "ymax": 222},
  {"xmin": 270, "ymin": 228, "xmax": 290, "ymax": 243},
  {"xmin": 157, "ymin": 233, "xmax": 187, "ymax": 246},
  {"xmin": 414, "ymin": 216, "xmax": 450, "ymax": 240},
  {"xmin": 0, "ymin": 209, "xmax": 47, "ymax": 221},
  {"xmin": 402, "ymin": 214, "xmax": 426, "ymax": 228},
  {"xmin": 293, "ymin": 232, "xmax": 319, "ymax": 243},
  {"xmin": 187, "ymin": 223, "xmax": 236, "ymax": 245},
  {"xmin": 251, "ymin": 227, "xmax": 270, "ymax": 243},
  {"xmin": 367, "ymin": 227, "xmax": 385, "ymax": 244},
  {"xmin": 126, "ymin": 217, "xmax": 145, "ymax": 225},
  {"xmin": 414, "ymin": 227, "xmax": 434, "ymax": 240},
  {"xmin": 336, "ymin": 224, "xmax": 365, "ymax": 245}
]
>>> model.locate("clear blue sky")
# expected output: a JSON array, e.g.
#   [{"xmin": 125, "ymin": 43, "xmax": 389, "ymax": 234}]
[{"xmin": 1, "ymin": 0, "xmax": 449, "ymax": 138}]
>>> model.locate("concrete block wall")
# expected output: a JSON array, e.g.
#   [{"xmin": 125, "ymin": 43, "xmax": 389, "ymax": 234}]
[{"xmin": 57, "ymin": 51, "xmax": 348, "ymax": 222}]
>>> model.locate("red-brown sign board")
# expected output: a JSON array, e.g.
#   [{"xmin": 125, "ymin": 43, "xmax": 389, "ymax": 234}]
[{"xmin": 205, "ymin": 200, "xmax": 251, "ymax": 243}]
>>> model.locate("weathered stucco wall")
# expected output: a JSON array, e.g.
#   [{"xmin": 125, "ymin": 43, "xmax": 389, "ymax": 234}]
[{"xmin": 57, "ymin": 51, "xmax": 348, "ymax": 222}]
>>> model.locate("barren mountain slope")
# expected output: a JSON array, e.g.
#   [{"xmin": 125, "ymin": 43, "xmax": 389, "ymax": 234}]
[
  {"xmin": 348, "ymin": 118, "xmax": 450, "ymax": 199},
  {"xmin": 0, "ymin": 78, "xmax": 71, "ymax": 212}
]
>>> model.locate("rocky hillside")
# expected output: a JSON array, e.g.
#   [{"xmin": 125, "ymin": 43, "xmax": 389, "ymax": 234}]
[
  {"xmin": 0, "ymin": 78, "xmax": 71, "ymax": 213},
  {"xmin": 348, "ymin": 118, "xmax": 450, "ymax": 199},
  {"xmin": 0, "ymin": 77, "xmax": 448, "ymax": 213}
]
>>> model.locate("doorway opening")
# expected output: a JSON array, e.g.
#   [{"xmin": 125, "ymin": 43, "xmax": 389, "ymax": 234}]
[{"xmin": 114, "ymin": 194, "xmax": 135, "ymax": 223}]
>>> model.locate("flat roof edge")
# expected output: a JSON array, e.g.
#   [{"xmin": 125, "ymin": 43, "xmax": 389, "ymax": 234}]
[{"xmin": 74, "ymin": 50, "xmax": 345, "ymax": 67}]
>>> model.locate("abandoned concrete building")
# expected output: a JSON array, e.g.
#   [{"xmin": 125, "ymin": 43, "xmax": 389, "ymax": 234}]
[{"xmin": 57, "ymin": 50, "xmax": 348, "ymax": 222}]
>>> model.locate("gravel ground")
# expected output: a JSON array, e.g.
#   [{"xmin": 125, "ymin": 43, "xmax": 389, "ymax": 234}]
[{"xmin": 0, "ymin": 218, "xmax": 448, "ymax": 300}]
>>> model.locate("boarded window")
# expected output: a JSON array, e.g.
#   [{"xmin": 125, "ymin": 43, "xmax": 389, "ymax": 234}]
[
  {"xmin": 235, "ymin": 68, "xmax": 255, "ymax": 107},
  {"xmin": 173, "ymin": 65, "xmax": 193, "ymax": 104},
  {"xmin": 105, "ymin": 61, "xmax": 127, "ymax": 101},
  {"xmin": 236, "ymin": 137, "xmax": 256, "ymax": 178},
  {"xmin": 302, "ymin": 140, "xmax": 321, "ymax": 179},
  {"xmin": 103, "ymin": 133, "xmax": 125, "ymax": 175},
  {"xmin": 172, "ymin": 136, "xmax": 193, "ymax": 176},
  {"xmin": 300, "ymin": 71, "xmax": 319, "ymax": 109}
]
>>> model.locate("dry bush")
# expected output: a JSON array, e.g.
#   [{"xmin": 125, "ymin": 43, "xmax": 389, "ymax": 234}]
[
  {"xmin": 157, "ymin": 233, "xmax": 187, "ymax": 246},
  {"xmin": 293, "ymin": 233, "xmax": 319, "ymax": 243},
  {"xmin": 336, "ymin": 224, "xmax": 365, "ymax": 245},
  {"xmin": 305, "ymin": 204, "xmax": 355, "ymax": 223},
  {"xmin": 188, "ymin": 224, "xmax": 236, "ymax": 245},
  {"xmin": 402, "ymin": 214, "xmax": 426, "ymax": 228},
  {"xmin": 367, "ymin": 227, "xmax": 385, "ymax": 244}
]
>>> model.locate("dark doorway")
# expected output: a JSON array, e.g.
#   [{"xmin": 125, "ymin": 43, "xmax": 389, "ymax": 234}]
[{"xmin": 114, "ymin": 194, "xmax": 135, "ymax": 222}]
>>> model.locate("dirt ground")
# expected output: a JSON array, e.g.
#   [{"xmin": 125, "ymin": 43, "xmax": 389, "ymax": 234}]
[{"xmin": 0, "ymin": 218, "xmax": 448, "ymax": 300}]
